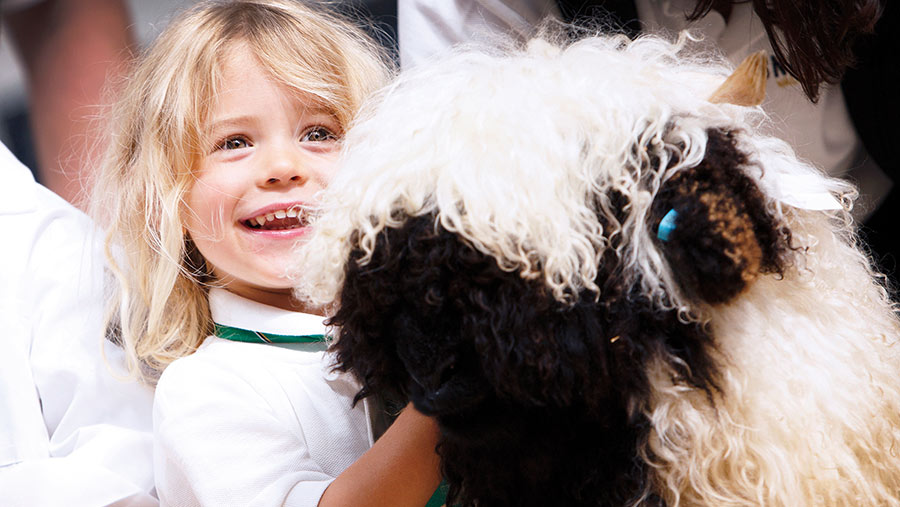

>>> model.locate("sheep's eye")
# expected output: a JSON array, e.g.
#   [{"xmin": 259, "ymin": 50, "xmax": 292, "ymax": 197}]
[{"xmin": 439, "ymin": 358, "xmax": 458, "ymax": 386}]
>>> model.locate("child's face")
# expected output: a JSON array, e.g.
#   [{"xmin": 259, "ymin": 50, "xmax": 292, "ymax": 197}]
[{"xmin": 185, "ymin": 46, "xmax": 340, "ymax": 311}]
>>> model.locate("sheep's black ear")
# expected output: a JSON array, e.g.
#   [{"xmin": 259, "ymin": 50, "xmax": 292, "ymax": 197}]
[{"xmin": 649, "ymin": 128, "xmax": 786, "ymax": 304}]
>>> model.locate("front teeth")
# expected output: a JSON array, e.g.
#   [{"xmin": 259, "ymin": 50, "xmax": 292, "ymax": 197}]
[{"xmin": 248, "ymin": 207, "xmax": 306, "ymax": 228}]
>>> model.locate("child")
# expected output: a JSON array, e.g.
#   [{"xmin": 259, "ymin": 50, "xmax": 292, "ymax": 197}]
[{"xmin": 93, "ymin": 1, "xmax": 441, "ymax": 505}]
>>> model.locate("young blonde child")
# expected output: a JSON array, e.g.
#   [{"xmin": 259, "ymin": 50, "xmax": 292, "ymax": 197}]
[{"xmin": 93, "ymin": 1, "xmax": 441, "ymax": 505}]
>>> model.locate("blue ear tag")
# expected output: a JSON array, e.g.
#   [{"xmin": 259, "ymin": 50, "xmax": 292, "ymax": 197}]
[{"xmin": 657, "ymin": 208, "xmax": 678, "ymax": 242}]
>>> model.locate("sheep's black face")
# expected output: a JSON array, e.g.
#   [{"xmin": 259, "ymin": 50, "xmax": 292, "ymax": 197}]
[
  {"xmin": 329, "ymin": 214, "xmax": 592, "ymax": 419},
  {"xmin": 389, "ymin": 310, "xmax": 488, "ymax": 419},
  {"xmin": 327, "ymin": 215, "xmax": 503, "ymax": 415},
  {"xmin": 328, "ymin": 212, "xmax": 660, "ymax": 505}
]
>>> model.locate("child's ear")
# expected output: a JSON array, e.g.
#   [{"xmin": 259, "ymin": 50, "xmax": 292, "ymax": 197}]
[{"xmin": 649, "ymin": 128, "xmax": 784, "ymax": 305}]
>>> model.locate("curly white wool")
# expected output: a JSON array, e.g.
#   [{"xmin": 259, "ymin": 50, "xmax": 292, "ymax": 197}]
[{"xmin": 296, "ymin": 34, "xmax": 843, "ymax": 309}]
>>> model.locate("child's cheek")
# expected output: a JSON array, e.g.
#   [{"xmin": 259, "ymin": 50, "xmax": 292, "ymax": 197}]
[{"xmin": 313, "ymin": 155, "xmax": 340, "ymax": 189}]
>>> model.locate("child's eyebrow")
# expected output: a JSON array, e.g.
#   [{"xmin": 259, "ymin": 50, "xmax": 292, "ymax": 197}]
[
  {"xmin": 296, "ymin": 105, "xmax": 334, "ymax": 116},
  {"xmin": 207, "ymin": 115, "xmax": 257, "ymax": 133},
  {"xmin": 208, "ymin": 108, "xmax": 336, "ymax": 133}
]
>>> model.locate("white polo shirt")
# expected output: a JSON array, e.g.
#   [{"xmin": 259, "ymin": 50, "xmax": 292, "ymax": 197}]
[{"xmin": 153, "ymin": 288, "xmax": 376, "ymax": 506}]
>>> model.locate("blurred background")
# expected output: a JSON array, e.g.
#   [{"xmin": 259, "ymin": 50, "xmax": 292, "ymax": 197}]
[{"xmin": 0, "ymin": 0, "xmax": 397, "ymax": 192}]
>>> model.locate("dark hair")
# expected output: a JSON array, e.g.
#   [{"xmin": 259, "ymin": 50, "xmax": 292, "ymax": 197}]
[{"xmin": 688, "ymin": 0, "xmax": 882, "ymax": 101}]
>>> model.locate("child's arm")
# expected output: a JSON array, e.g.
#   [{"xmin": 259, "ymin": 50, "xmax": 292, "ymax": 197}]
[{"xmin": 318, "ymin": 404, "xmax": 442, "ymax": 507}]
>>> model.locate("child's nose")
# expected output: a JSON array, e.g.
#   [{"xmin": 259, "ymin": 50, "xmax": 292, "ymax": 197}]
[
  {"xmin": 259, "ymin": 149, "xmax": 308, "ymax": 187},
  {"xmin": 262, "ymin": 172, "xmax": 305, "ymax": 186}
]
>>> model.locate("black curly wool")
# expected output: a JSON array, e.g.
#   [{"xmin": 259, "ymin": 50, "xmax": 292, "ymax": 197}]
[{"xmin": 329, "ymin": 213, "xmax": 724, "ymax": 506}]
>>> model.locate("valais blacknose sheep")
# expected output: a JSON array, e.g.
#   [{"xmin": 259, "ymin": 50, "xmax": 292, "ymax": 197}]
[{"xmin": 294, "ymin": 34, "xmax": 900, "ymax": 506}]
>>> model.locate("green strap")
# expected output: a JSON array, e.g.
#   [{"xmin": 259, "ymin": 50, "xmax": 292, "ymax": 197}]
[{"xmin": 214, "ymin": 323, "xmax": 327, "ymax": 344}]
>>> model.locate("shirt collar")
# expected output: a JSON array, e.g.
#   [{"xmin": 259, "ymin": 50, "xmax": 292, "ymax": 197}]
[{"xmin": 208, "ymin": 287, "xmax": 329, "ymax": 337}]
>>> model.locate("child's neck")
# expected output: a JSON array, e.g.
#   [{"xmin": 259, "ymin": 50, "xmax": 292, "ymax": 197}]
[{"xmin": 223, "ymin": 286, "xmax": 326, "ymax": 315}]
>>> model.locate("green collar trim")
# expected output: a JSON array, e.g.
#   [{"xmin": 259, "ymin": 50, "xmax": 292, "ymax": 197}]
[{"xmin": 214, "ymin": 323, "xmax": 328, "ymax": 344}]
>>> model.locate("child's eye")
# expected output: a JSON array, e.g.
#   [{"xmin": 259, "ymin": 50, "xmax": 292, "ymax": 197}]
[
  {"xmin": 217, "ymin": 136, "xmax": 251, "ymax": 151},
  {"xmin": 300, "ymin": 126, "xmax": 338, "ymax": 143}
]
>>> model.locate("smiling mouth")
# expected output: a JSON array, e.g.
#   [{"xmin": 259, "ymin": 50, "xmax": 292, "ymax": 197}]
[{"xmin": 243, "ymin": 206, "xmax": 312, "ymax": 231}]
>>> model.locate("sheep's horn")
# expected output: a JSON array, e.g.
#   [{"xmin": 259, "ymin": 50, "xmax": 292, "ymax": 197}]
[{"xmin": 708, "ymin": 51, "xmax": 767, "ymax": 106}]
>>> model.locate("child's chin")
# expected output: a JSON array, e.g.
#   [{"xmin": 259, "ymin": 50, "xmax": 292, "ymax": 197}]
[{"xmin": 231, "ymin": 264, "xmax": 297, "ymax": 291}]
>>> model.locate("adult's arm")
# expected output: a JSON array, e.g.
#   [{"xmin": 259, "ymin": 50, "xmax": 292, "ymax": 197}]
[{"xmin": 4, "ymin": 0, "xmax": 135, "ymax": 208}]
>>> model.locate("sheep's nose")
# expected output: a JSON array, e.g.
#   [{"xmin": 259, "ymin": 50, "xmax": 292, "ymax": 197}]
[{"xmin": 407, "ymin": 362, "xmax": 457, "ymax": 409}]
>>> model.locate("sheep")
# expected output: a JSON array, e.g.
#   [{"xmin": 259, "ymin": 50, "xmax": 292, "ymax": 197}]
[{"xmin": 295, "ymin": 33, "xmax": 900, "ymax": 506}]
